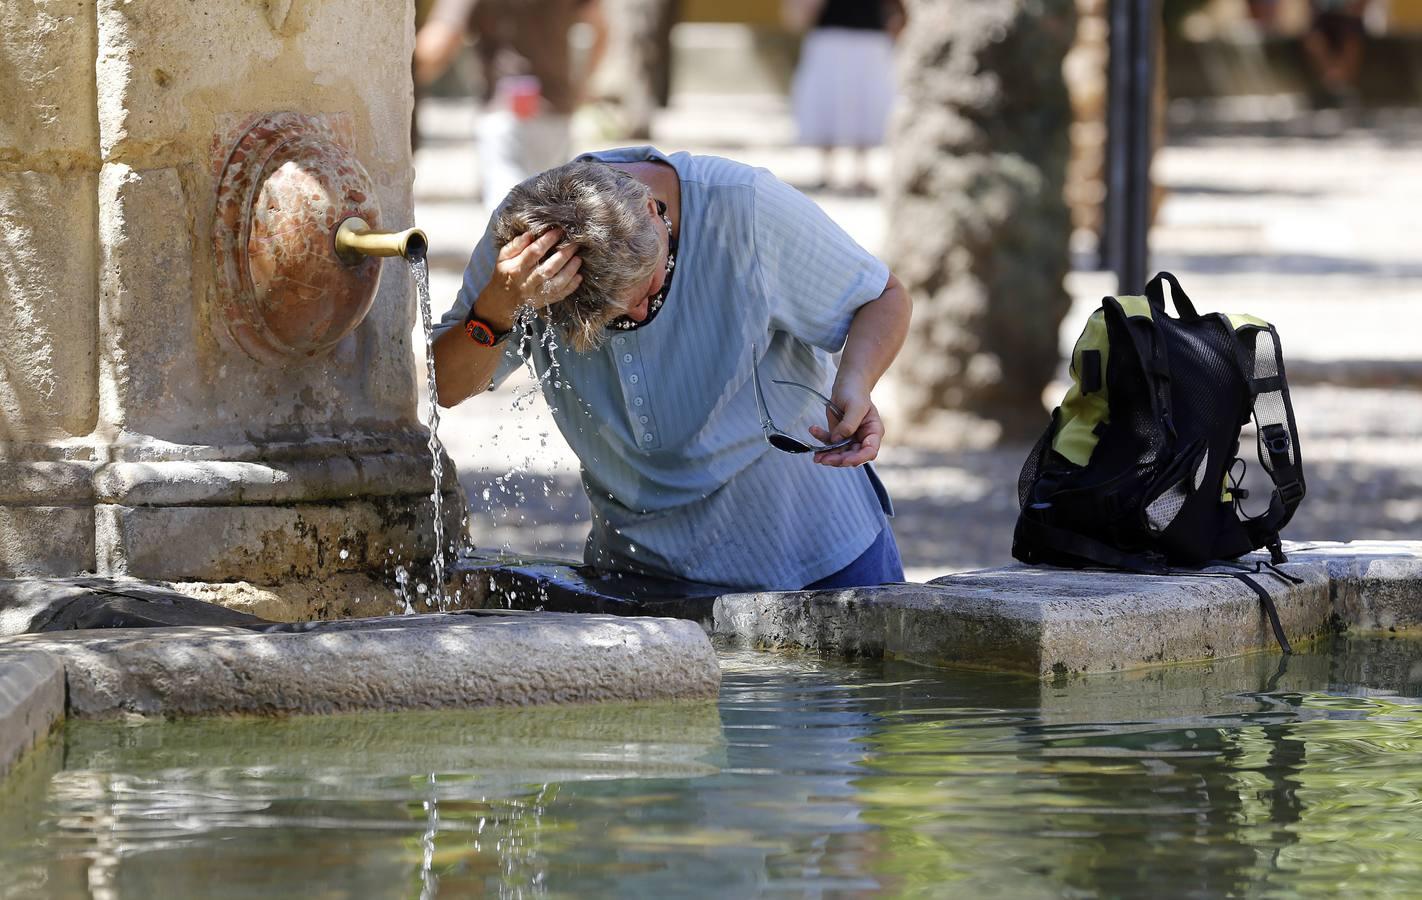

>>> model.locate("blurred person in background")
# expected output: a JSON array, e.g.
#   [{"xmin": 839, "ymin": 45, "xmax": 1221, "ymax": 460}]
[
  {"xmin": 1303, "ymin": 0, "xmax": 1368, "ymax": 106},
  {"xmin": 784, "ymin": 0, "xmax": 904, "ymax": 194},
  {"xmin": 430, "ymin": 148, "xmax": 911, "ymax": 591},
  {"xmin": 1245, "ymin": 0, "xmax": 1282, "ymax": 32},
  {"xmin": 605, "ymin": 0, "xmax": 681, "ymax": 139},
  {"xmin": 414, "ymin": 0, "xmax": 609, "ymax": 208}
]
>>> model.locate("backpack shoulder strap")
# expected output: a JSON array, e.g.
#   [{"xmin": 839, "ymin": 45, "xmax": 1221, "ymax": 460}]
[
  {"xmin": 1230, "ymin": 318, "xmax": 1306, "ymax": 562},
  {"xmin": 1104, "ymin": 294, "xmax": 1177, "ymax": 445}
]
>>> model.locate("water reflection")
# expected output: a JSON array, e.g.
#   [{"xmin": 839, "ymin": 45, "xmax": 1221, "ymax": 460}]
[
  {"xmin": 848, "ymin": 640, "xmax": 1422, "ymax": 898},
  {"xmin": 3, "ymin": 637, "xmax": 1422, "ymax": 897},
  {"xmin": 0, "ymin": 703, "xmax": 724, "ymax": 898}
]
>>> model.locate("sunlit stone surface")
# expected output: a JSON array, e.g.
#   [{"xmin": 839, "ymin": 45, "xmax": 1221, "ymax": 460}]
[
  {"xmin": 0, "ymin": 651, "xmax": 62, "ymax": 778},
  {"xmin": 713, "ymin": 541, "xmax": 1422, "ymax": 676},
  {"xmin": 0, "ymin": 612, "xmax": 720, "ymax": 718}
]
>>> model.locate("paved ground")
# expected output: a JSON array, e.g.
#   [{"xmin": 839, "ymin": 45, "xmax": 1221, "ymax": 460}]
[{"xmin": 413, "ymin": 93, "xmax": 1422, "ymax": 582}]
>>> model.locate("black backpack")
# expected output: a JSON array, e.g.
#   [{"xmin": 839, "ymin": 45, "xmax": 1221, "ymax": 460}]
[{"xmin": 1013, "ymin": 272, "xmax": 1306, "ymax": 577}]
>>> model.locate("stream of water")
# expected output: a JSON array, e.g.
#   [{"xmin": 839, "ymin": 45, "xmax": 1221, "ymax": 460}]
[{"xmin": 411, "ymin": 257, "xmax": 448, "ymax": 610}]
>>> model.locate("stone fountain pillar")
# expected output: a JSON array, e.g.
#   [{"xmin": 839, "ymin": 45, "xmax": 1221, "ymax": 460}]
[{"xmin": 0, "ymin": 1, "xmax": 459, "ymax": 618}]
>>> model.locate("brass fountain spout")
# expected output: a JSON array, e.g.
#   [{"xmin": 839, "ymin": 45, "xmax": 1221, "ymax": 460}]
[{"xmin": 334, "ymin": 216, "xmax": 429, "ymax": 264}]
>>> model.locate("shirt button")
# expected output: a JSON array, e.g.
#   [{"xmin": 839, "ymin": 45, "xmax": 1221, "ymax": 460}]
[
  {"xmin": 634, "ymin": 397, "xmax": 644, "ymax": 407},
  {"xmin": 629, "ymin": 374, "xmax": 639, "ymax": 384},
  {"xmin": 615, "ymin": 337, "xmax": 626, "ymax": 345},
  {"xmin": 639, "ymin": 415, "xmax": 649, "ymax": 424},
  {"xmin": 643, "ymin": 433, "xmax": 654, "ymax": 443},
  {"xmin": 622, "ymin": 353, "xmax": 633, "ymax": 363}
]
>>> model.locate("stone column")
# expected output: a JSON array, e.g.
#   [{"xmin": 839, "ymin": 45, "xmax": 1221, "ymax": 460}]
[
  {"xmin": 0, "ymin": 1, "xmax": 102, "ymax": 575},
  {"xmin": 0, "ymin": 1, "xmax": 460, "ymax": 618}
]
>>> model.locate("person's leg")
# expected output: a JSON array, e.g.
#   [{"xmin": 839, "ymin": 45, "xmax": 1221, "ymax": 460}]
[
  {"xmin": 1302, "ymin": 24, "xmax": 1331, "ymax": 76},
  {"xmin": 1306, "ymin": 10, "xmax": 1366, "ymax": 104},
  {"xmin": 790, "ymin": 29, "xmax": 842, "ymax": 193},
  {"xmin": 817, "ymin": 146, "xmax": 834, "ymax": 192},
  {"xmin": 521, "ymin": 113, "xmax": 573, "ymax": 177},
  {"xmin": 476, "ymin": 108, "xmax": 523, "ymax": 210},
  {"xmin": 850, "ymin": 146, "xmax": 872, "ymax": 195},
  {"xmin": 477, "ymin": 111, "xmax": 572, "ymax": 209},
  {"xmin": 1334, "ymin": 23, "xmax": 1365, "ymax": 89}
]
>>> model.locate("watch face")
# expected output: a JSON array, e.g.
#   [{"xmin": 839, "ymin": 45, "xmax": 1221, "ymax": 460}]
[{"xmin": 466, "ymin": 318, "xmax": 497, "ymax": 346}]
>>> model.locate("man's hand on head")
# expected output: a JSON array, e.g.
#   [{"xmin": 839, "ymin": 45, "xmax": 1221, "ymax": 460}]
[{"xmin": 479, "ymin": 228, "xmax": 583, "ymax": 327}]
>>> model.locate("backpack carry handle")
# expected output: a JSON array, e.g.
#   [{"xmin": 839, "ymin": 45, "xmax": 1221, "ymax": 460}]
[{"xmin": 1145, "ymin": 272, "xmax": 1199, "ymax": 320}]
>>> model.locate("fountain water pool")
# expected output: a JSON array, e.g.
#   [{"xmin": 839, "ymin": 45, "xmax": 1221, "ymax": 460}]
[{"xmin": 3, "ymin": 634, "xmax": 1421, "ymax": 897}]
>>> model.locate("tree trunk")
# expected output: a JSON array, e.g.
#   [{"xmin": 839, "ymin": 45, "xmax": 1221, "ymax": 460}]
[{"xmin": 887, "ymin": 0, "xmax": 1077, "ymax": 440}]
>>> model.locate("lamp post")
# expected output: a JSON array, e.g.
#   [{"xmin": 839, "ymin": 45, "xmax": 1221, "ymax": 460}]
[{"xmin": 1103, "ymin": 0, "xmax": 1160, "ymax": 295}]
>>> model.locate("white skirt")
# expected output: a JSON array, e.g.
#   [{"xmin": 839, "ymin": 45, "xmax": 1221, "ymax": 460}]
[{"xmin": 791, "ymin": 27, "xmax": 897, "ymax": 148}]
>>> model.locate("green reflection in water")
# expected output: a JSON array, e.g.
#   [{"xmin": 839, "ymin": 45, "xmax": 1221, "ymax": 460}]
[
  {"xmin": 3, "ymin": 636, "xmax": 1422, "ymax": 898},
  {"xmin": 850, "ymin": 638, "xmax": 1422, "ymax": 898}
]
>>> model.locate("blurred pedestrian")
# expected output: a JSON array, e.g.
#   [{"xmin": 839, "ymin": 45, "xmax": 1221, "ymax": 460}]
[
  {"xmin": 784, "ymin": 0, "xmax": 903, "ymax": 194},
  {"xmin": 1303, "ymin": 0, "xmax": 1367, "ymax": 106},
  {"xmin": 1245, "ymin": 0, "xmax": 1281, "ymax": 32},
  {"xmin": 414, "ymin": 0, "xmax": 609, "ymax": 208},
  {"xmin": 603, "ymin": 0, "xmax": 680, "ymax": 140}
]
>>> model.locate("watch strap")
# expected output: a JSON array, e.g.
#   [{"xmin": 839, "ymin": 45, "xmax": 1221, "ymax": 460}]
[{"xmin": 465, "ymin": 313, "xmax": 513, "ymax": 347}]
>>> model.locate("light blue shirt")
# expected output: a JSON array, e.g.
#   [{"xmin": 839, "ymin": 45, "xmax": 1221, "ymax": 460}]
[{"xmin": 436, "ymin": 147, "xmax": 893, "ymax": 590}]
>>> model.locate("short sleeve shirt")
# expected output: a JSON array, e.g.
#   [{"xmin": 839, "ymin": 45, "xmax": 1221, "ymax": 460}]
[{"xmin": 435, "ymin": 147, "xmax": 893, "ymax": 590}]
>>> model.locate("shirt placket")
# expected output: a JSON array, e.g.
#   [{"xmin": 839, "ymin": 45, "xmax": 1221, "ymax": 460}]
[{"xmin": 612, "ymin": 332, "xmax": 661, "ymax": 451}]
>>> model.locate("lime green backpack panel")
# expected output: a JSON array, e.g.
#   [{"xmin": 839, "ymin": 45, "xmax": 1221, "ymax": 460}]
[
  {"xmin": 1226, "ymin": 312, "xmax": 1270, "ymax": 332},
  {"xmin": 1052, "ymin": 296, "xmax": 1153, "ymax": 467}
]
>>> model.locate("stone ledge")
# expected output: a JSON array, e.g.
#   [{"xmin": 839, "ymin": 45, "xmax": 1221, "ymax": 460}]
[
  {"xmin": 713, "ymin": 542, "xmax": 1422, "ymax": 677},
  {"xmin": 0, "ymin": 650, "xmax": 64, "ymax": 778},
  {"xmin": 91, "ymin": 454, "xmax": 453, "ymax": 506},
  {"xmin": 0, "ymin": 611, "xmax": 720, "ymax": 718},
  {"xmin": 1288, "ymin": 542, "xmax": 1422, "ymax": 631}
]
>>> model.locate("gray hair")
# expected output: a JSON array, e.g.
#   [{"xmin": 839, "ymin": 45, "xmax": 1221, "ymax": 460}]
[{"xmin": 494, "ymin": 161, "xmax": 660, "ymax": 353}]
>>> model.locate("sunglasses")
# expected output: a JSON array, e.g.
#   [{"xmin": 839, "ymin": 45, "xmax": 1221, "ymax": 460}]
[{"xmin": 751, "ymin": 346, "xmax": 855, "ymax": 454}]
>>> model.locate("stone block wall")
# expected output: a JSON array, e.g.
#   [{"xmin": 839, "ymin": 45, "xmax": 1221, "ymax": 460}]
[
  {"xmin": 91, "ymin": 0, "xmax": 417, "ymax": 444},
  {"xmin": 0, "ymin": 1, "xmax": 458, "ymax": 608},
  {"xmin": 1, "ymin": 2, "xmax": 101, "ymax": 449}
]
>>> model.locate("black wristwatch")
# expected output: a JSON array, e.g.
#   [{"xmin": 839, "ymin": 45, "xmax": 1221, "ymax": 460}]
[{"xmin": 465, "ymin": 312, "xmax": 513, "ymax": 347}]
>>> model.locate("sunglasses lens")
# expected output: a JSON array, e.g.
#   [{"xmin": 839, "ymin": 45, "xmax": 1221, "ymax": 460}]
[{"xmin": 768, "ymin": 433, "xmax": 812, "ymax": 453}]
